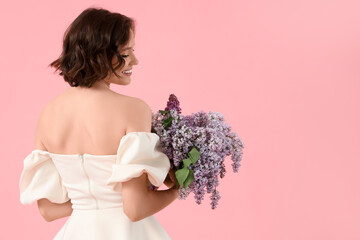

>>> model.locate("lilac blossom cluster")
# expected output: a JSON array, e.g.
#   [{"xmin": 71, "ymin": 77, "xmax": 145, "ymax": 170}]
[{"xmin": 151, "ymin": 94, "xmax": 244, "ymax": 209}]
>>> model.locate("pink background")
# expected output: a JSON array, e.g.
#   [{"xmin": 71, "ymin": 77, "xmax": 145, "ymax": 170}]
[{"xmin": 1, "ymin": 0, "xmax": 359, "ymax": 239}]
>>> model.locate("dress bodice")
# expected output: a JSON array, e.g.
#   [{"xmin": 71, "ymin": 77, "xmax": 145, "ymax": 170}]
[
  {"xmin": 19, "ymin": 132, "xmax": 171, "ymax": 210},
  {"xmin": 51, "ymin": 153, "xmax": 120, "ymax": 210}
]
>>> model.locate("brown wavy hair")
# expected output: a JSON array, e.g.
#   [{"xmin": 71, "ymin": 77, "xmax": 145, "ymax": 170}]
[{"xmin": 49, "ymin": 7, "xmax": 136, "ymax": 88}]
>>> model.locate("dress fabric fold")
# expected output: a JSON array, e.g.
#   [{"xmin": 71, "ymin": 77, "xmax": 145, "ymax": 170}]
[{"xmin": 19, "ymin": 132, "xmax": 172, "ymax": 240}]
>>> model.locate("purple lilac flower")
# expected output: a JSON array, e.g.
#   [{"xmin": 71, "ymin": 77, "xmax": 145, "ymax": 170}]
[
  {"xmin": 151, "ymin": 94, "xmax": 244, "ymax": 209},
  {"xmin": 210, "ymin": 189, "xmax": 221, "ymax": 210},
  {"xmin": 165, "ymin": 94, "xmax": 182, "ymax": 114}
]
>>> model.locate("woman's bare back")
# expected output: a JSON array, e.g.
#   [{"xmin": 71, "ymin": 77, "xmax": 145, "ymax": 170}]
[{"xmin": 38, "ymin": 87, "xmax": 143, "ymax": 155}]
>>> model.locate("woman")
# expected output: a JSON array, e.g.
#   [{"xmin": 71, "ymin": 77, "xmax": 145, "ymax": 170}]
[{"xmin": 19, "ymin": 7, "xmax": 179, "ymax": 239}]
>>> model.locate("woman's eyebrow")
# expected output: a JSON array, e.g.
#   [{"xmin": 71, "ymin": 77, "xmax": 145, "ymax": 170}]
[{"xmin": 120, "ymin": 44, "xmax": 135, "ymax": 51}]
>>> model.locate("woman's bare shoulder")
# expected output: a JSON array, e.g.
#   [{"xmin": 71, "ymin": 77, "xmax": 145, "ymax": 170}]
[
  {"xmin": 124, "ymin": 96, "xmax": 153, "ymax": 133},
  {"xmin": 125, "ymin": 95, "xmax": 153, "ymax": 115},
  {"xmin": 108, "ymin": 93, "xmax": 151, "ymax": 112},
  {"xmin": 39, "ymin": 89, "xmax": 152, "ymax": 119}
]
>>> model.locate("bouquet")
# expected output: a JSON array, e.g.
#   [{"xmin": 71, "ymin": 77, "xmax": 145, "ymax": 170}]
[{"xmin": 151, "ymin": 94, "xmax": 244, "ymax": 209}]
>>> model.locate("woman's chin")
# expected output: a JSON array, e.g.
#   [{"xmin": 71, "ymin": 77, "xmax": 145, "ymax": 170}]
[
  {"xmin": 111, "ymin": 77, "xmax": 131, "ymax": 85},
  {"xmin": 120, "ymin": 79, "xmax": 131, "ymax": 85}
]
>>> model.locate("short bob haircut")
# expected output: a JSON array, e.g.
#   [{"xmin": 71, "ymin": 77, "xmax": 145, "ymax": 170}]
[{"xmin": 49, "ymin": 7, "xmax": 136, "ymax": 88}]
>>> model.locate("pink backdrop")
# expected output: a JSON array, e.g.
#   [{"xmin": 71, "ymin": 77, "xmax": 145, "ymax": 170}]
[{"xmin": 1, "ymin": 0, "xmax": 359, "ymax": 239}]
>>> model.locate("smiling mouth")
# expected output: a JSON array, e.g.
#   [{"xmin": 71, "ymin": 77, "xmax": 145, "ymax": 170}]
[{"xmin": 121, "ymin": 69, "xmax": 132, "ymax": 76}]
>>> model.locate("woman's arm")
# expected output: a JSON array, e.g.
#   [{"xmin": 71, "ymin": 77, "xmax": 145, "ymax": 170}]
[
  {"xmin": 37, "ymin": 199, "xmax": 73, "ymax": 222},
  {"xmin": 121, "ymin": 98, "xmax": 180, "ymax": 222},
  {"xmin": 35, "ymin": 108, "xmax": 73, "ymax": 222},
  {"xmin": 34, "ymin": 108, "xmax": 73, "ymax": 222},
  {"xmin": 122, "ymin": 173, "xmax": 179, "ymax": 222}
]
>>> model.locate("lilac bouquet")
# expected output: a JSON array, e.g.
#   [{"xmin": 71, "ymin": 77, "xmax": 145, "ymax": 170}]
[{"xmin": 151, "ymin": 94, "xmax": 244, "ymax": 209}]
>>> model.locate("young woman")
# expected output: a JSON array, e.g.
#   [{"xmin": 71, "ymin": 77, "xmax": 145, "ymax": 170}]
[{"xmin": 19, "ymin": 7, "xmax": 179, "ymax": 239}]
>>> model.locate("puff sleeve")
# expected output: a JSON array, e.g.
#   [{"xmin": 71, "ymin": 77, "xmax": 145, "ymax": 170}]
[
  {"xmin": 105, "ymin": 132, "xmax": 170, "ymax": 188},
  {"xmin": 19, "ymin": 150, "xmax": 70, "ymax": 205}
]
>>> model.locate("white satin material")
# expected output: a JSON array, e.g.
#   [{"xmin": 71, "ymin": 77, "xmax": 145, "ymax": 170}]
[{"xmin": 19, "ymin": 132, "xmax": 171, "ymax": 240}]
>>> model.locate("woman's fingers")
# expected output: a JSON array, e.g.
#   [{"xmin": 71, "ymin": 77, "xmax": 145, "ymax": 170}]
[{"xmin": 169, "ymin": 169, "xmax": 180, "ymax": 188}]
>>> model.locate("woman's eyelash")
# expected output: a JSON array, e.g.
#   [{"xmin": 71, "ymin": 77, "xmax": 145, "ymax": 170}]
[{"xmin": 121, "ymin": 50, "xmax": 134, "ymax": 58}]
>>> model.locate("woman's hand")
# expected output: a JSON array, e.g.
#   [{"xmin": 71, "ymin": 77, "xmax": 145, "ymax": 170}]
[{"xmin": 164, "ymin": 168, "xmax": 178, "ymax": 189}]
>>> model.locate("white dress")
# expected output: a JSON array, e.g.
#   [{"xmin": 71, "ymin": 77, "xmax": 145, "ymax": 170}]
[{"xmin": 19, "ymin": 132, "xmax": 172, "ymax": 240}]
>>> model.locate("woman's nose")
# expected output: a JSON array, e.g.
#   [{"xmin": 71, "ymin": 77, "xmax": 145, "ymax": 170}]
[{"xmin": 132, "ymin": 56, "xmax": 139, "ymax": 65}]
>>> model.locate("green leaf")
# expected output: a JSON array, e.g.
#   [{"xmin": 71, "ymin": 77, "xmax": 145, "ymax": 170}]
[
  {"xmin": 175, "ymin": 168, "xmax": 189, "ymax": 187},
  {"xmin": 184, "ymin": 169, "xmax": 194, "ymax": 189},
  {"xmin": 159, "ymin": 110, "xmax": 170, "ymax": 115},
  {"xmin": 188, "ymin": 147, "xmax": 200, "ymax": 164},
  {"xmin": 163, "ymin": 115, "xmax": 174, "ymax": 129},
  {"xmin": 182, "ymin": 158, "xmax": 192, "ymax": 168}
]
